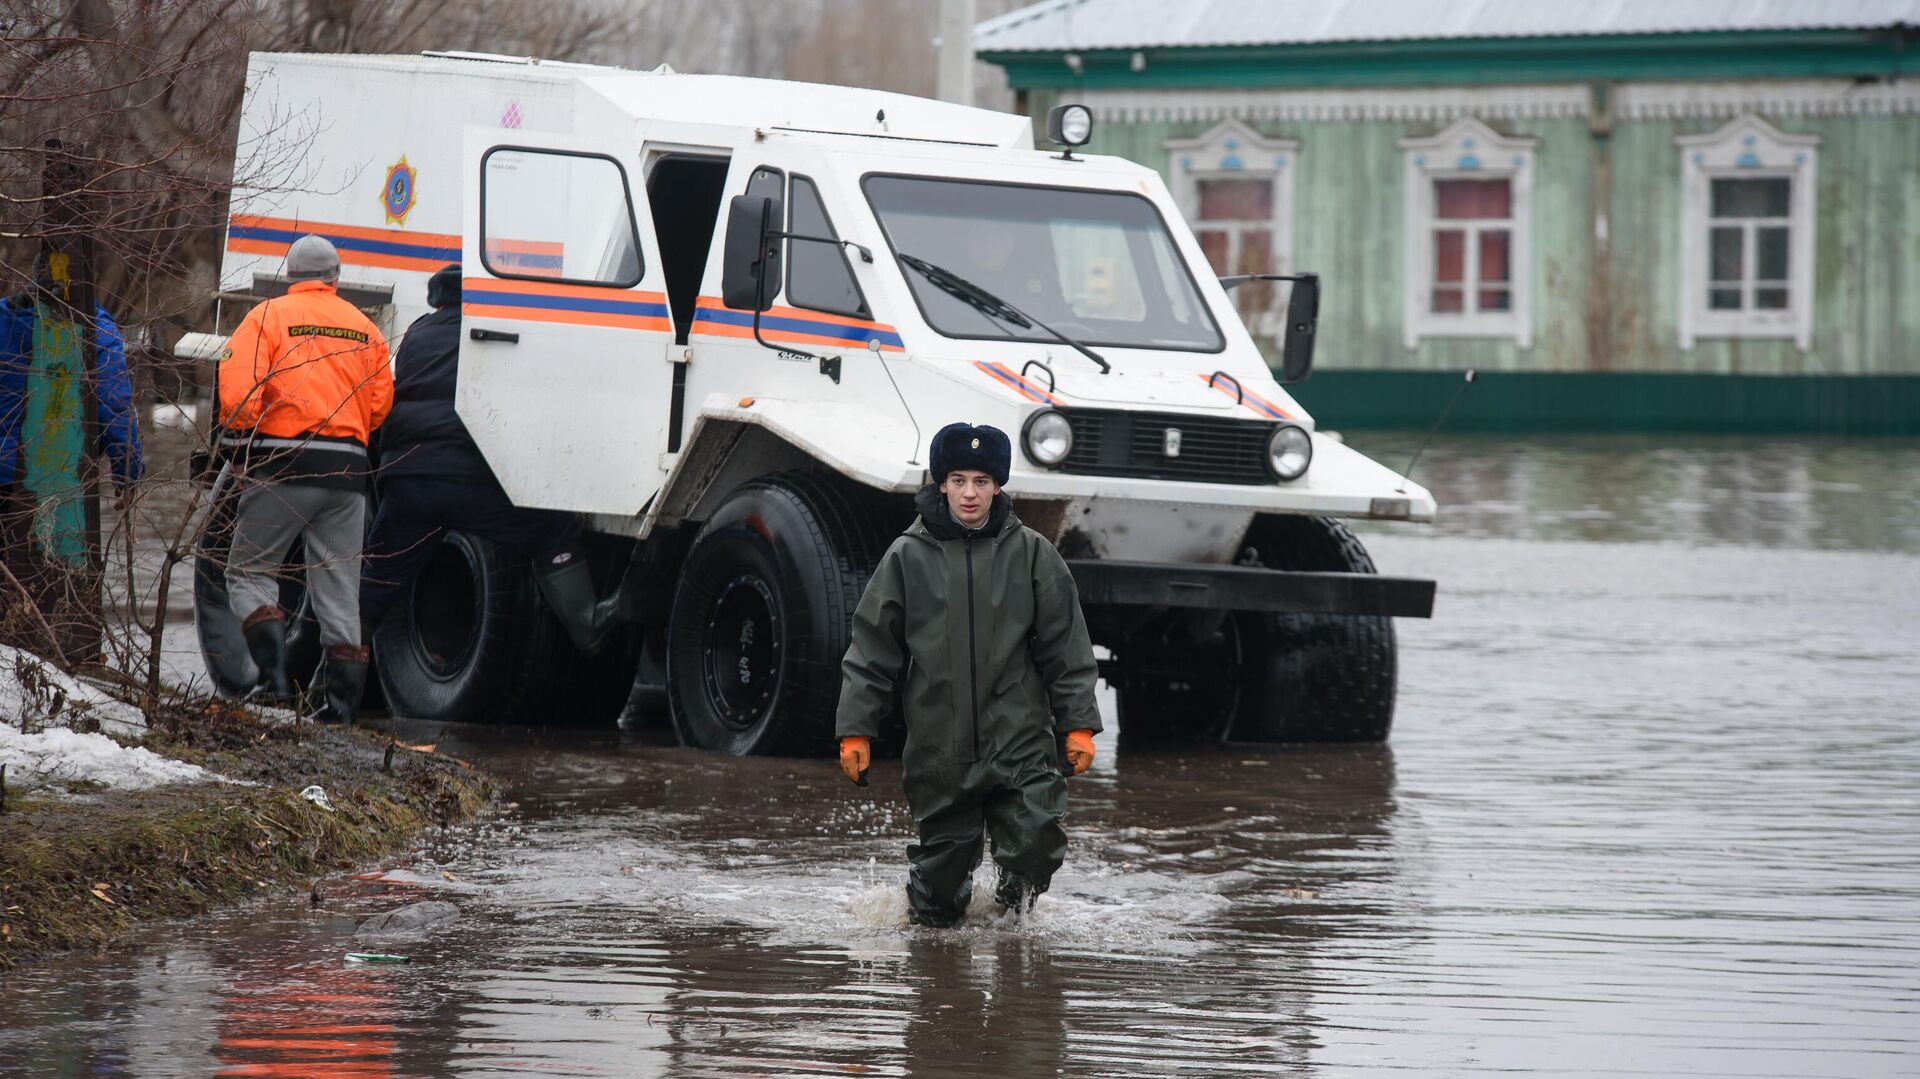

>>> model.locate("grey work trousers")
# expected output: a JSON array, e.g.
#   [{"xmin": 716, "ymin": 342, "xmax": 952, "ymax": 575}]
[{"xmin": 227, "ymin": 481, "xmax": 367, "ymax": 649}]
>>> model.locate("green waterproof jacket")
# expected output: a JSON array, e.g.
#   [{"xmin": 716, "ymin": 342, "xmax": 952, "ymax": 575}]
[{"xmin": 837, "ymin": 486, "xmax": 1101, "ymax": 805}]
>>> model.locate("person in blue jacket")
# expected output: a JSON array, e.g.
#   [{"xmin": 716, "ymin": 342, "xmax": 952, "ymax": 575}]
[{"xmin": 0, "ymin": 262, "xmax": 143, "ymax": 571}]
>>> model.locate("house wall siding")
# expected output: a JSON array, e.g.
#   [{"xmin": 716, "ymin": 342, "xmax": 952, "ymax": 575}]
[{"xmin": 1030, "ymin": 88, "xmax": 1920, "ymax": 381}]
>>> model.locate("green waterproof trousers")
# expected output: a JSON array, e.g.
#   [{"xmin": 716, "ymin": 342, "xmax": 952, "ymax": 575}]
[{"xmin": 908, "ymin": 749, "xmax": 1068, "ymax": 926}]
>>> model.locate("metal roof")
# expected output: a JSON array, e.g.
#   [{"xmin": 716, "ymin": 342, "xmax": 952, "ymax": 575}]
[{"xmin": 974, "ymin": 0, "xmax": 1920, "ymax": 52}]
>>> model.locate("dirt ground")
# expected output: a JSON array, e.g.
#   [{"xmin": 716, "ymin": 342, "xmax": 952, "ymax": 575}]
[{"xmin": 0, "ymin": 705, "xmax": 496, "ymax": 969}]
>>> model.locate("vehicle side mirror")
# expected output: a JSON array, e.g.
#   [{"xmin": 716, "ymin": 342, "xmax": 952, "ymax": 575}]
[
  {"xmin": 721, "ymin": 194, "xmax": 783, "ymax": 311},
  {"xmin": 1279, "ymin": 273, "xmax": 1318, "ymax": 385}
]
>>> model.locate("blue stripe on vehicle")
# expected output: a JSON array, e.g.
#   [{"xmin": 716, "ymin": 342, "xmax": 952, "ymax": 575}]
[
  {"xmin": 692, "ymin": 306, "xmax": 905, "ymax": 349},
  {"xmin": 978, "ymin": 362, "xmax": 1042, "ymax": 400},
  {"xmin": 463, "ymin": 289, "xmax": 670, "ymax": 318},
  {"xmin": 226, "ymin": 224, "xmax": 458, "ymax": 263},
  {"xmin": 1245, "ymin": 397, "xmax": 1287, "ymax": 420}
]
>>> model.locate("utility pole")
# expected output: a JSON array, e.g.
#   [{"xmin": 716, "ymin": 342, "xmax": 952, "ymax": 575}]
[{"xmin": 937, "ymin": 0, "xmax": 976, "ymax": 105}]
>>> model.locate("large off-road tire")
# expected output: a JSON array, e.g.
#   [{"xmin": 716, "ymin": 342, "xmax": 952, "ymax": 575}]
[
  {"xmin": 1111, "ymin": 515, "xmax": 1396, "ymax": 744},
  {"xmin": 193, "ymin": 465, "xmax": 321, "ymax": 698},
  {"xmin": 372, "ymin": 529, "xmax": 539, "ymax": 722},
  {"xmin": 665, "ymin": 473, "xmax": 888, "ymax": 756},
  {"xmin": 1227, "ymin": 515, "xmax": 1396, "ymax": 743}
]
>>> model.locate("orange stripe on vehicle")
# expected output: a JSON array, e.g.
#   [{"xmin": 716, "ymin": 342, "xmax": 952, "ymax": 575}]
[
  {"xmin": 694, "ymin": 295, "xmax": 897, "ymax": 335},
  {"xmin": 467, "ymin": 279, "xmax": 663, "ymax": 301},
  {"xmin": 974, "ymin": 361, "xmax": 1059, "ymax": 405},
  {"xmin": 984, "ymin": 360, "xmax": 1064, "ymax": 405},
  {"xmin": 225, "ymin": 238, "xmax": 292, "ymax": 256},
  {"xmin": 230, "ymin": 214, "xmax": 460, "ymax": 247},
  {"xmin": 689, "ymin": 321, "xmax": 905, "ymax": 352},
  {"xmin": 226, "ymin": 239, "xmax": 450, "ymax": 274},
  {"xmin": 1198, "ymin": 372, "xmax": 1295, "ymax": 420},
  {"xmin": 462, "ymin": 302, "xmax": 670, "ymax": 332},
  {"xmin": 226, "ymin": 213, "xmax": 459, "ymax": 275},
  {"xmin": 692, "ymin": 296, "xmax": 904, "ymax": 351}
]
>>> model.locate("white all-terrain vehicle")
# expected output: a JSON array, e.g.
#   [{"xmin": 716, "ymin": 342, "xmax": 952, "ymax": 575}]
[{"xmin": 188, "ymin": 52, "xmax": 1436, "ymax": 751}]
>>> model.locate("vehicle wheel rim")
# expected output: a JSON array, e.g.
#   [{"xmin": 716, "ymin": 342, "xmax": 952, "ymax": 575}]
[
  {"xmin": 410, "ymin": 541, "xmax": 481, "ymax": 679},
  {"xmin": 701, "ymin": 573, "xmax": 781, "ymax": 732}
]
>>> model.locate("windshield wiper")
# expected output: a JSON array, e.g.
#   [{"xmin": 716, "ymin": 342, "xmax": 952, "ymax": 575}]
[{"xmin": 897, "ymin": 252, "xmax": 1110, "ymax": 374}]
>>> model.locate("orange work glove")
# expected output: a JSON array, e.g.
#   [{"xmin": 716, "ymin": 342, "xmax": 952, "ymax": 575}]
[
  {"xmin": 839, "ymin": 736, "xmax": 871, "ymax": 786},
  {"xmin": 1064, "ymin": 729, "xmax": 1095, "ymax": 776}
]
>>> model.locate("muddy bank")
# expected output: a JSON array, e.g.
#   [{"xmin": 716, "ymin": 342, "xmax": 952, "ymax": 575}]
[{"xmin": 0, "ymin": 705, "xmax": 495, "ymax": 969}]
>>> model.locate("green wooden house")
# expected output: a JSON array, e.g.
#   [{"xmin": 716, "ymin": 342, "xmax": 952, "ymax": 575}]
[{"xmin": 975, "ymin": 0, "xmax": 1920, "ymax": 432}]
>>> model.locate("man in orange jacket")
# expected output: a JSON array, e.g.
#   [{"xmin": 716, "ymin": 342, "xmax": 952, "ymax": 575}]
[{"xmin": 217, "ymin": 234, "xmax": 391, "ymax": 722}]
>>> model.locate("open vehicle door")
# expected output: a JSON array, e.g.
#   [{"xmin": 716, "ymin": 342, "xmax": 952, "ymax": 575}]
[{"xmin": 458, "ymin": 128, "xmax": 673, "ymax": 516}]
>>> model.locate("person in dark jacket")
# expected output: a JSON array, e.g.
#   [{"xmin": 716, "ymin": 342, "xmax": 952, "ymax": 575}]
[
  {"xmin": 836, "ymin": 422, "xmax": 1101, "ymax": 927},
  {"xmin": 359, "ymin": 264, "xmax": 620, "ymax": 652}
]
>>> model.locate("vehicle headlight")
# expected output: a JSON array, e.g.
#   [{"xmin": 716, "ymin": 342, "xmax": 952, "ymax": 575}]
[
  {"xmin": 1266, "ymin": 424, "xmax": 1312, "ymax": 481},
  {"xmin": 1023, "ymin": 409, "xmax": 1074, "ymax": 467}
]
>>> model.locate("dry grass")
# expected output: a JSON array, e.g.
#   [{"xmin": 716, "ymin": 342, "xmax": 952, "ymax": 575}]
[{"xmin": 0, "ymin": 714, "xmax": 495, "ymax": 968}]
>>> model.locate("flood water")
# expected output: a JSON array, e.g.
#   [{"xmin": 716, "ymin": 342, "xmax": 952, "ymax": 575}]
[{"xmin": 5, "ymin": 434, "xmax": 1920, "ymax": 1076}]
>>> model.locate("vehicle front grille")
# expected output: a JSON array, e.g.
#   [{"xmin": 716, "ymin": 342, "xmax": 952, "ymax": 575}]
[{"xmin": 1058, "ymin": 409, "xmax": 1276, "ymax": 485}]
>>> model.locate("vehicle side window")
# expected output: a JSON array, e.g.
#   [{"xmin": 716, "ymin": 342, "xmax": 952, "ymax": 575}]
[
  {"xmin": 788, "ymin": 175, "xmax": 868, "ymax": 320},
  {"xmin": 481, "ymin": 147, "xmax": 642, "ymax": 287}
]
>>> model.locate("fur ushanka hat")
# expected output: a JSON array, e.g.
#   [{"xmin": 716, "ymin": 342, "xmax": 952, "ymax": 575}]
[{"xmin": 929, "ymin": 422, "xmax": 1011, "ymax": 486}]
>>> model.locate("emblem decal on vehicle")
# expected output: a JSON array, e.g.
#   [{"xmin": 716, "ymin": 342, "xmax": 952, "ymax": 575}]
[
  {"xmin": 1163, "ymin": 427, "xmax": 1183, "ymax": 458},
  {"xmin": 381, "ymin": 156, "xmax": 417, "ymax": 226}
]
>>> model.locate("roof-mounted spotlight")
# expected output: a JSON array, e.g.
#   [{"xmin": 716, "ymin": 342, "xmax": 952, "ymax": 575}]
[{"xmin": 1046, "ymin": 103, "xmax": 1093, "ymax": 161}]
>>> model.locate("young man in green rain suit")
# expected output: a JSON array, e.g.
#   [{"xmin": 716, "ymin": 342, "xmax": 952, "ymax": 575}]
[{"xmin": 836, "ymin": 422, "xmax": 1101, "ymax": 927}]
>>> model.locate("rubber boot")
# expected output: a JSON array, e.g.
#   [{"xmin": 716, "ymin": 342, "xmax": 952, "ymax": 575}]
[
  {"xmin": 308, "ymin": 644, "xmax": 370, "ymax": 726},
  {"xmin": 616, "ymin": 667, "xmax": 665, "ymax": 730},
  {"xmin": 535, "ymin": 557, "xmax": 623, "ymax": 656},
  {"xmin": 242, "ymin": 606, "xmax": 294, "ymax": 703},
  {"xmin": 995, "ymin": 868, "xmax": 1042, "ymax": 915}
]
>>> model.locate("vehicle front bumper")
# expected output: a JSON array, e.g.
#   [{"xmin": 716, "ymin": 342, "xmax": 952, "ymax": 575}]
[{"xmin": 1068, "ymin": 560, "xmax": 1435, "ymax": 619}]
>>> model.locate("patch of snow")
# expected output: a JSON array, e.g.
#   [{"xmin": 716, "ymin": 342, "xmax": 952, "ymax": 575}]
[
  {"xmin": 1, "ymin": 644, "xmax": 148, "ymax": 736},
  {"xmin": 0, "ymin": 724, "xmax": 223, "ymax": 791},
  {"xmin": 149, "ymin": 400, "xmax": 201, "ymax": 430},
  {"xmin": 2, "ymin": 645, "xmax": 226, "ymax": 792}
]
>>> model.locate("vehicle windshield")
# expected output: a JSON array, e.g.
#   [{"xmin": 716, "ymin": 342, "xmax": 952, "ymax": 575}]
[{"xmin": 863, "ymin": 175, "xmax": 1224, "ymax": 353}]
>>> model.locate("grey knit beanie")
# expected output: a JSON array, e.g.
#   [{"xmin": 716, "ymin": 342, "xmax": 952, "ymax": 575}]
[{"xmin": 286, "ymin": 234, "xmax": 340, "ymax": 283}]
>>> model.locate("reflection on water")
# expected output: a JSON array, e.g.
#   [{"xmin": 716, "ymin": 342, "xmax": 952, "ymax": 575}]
[
  {"xmin": 1, "ymin": 737, "xmax": 1402, "ymax": 1077},
  {"xmin": 5, "ymin": 437, "xmax": 1919, "ymax": 1075},
  {"xmin": 214, "ymin": 962, "xmax": 402, "ymax": 1078},
  {"xmin": 1343, "ymin": 432, "xmax": 1920, "ymax": 553}
]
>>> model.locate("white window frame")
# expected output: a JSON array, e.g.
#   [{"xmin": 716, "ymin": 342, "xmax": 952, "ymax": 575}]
[
  {"xmin": 1400, "ymin": 118, "xmax": 1537, "ymax": 348},
  {"xmin": 1676, "ymin": 115, "xmax": 1819, "ymax": 350},
  {"xmin": 1166, "ymin": 119, "xmax": 1298, "ymax": 337}
]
